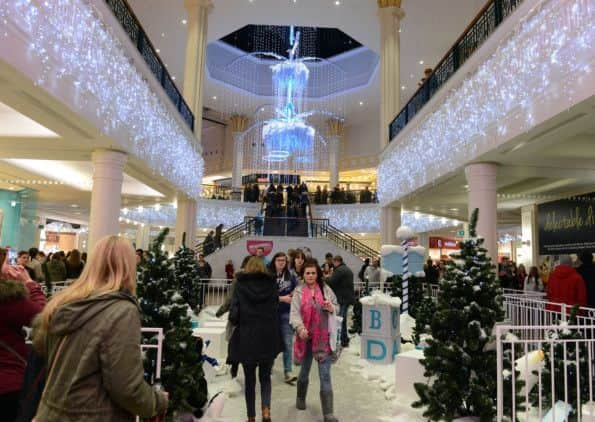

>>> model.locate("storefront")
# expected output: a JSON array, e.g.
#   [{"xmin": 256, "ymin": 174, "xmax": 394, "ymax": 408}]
[{"xmin": 428, "ymin": 236, "xmax": 460, "ymax": 261}]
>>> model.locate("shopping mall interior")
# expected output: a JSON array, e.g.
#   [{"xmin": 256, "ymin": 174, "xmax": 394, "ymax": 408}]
[{"xmin": 0, "ymin": 0, "xmax": 594, "ymax": 421}]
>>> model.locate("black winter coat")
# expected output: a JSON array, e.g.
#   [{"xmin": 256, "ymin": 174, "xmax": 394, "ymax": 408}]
[
  {"xmin": 228, "ymin": 272, "xmax": 282, "ymax": 364},
  {"xmin": 327, "ymin": 263, "xmax": 355, "ymax": 305}
]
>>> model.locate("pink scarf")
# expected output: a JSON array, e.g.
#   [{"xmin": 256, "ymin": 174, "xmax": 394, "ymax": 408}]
[{"xmin": 293, "ymin": 284, "xmax": 331, "ymax": 363}]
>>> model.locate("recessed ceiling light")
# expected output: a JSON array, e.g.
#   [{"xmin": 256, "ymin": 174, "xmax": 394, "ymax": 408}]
[
  {"xmin": 410, "ymin": 73, "xmax": 414, "ymax": 78},
  {"xmin": 398, "ymin": 28, "xmax": 402, "ymax": 33},
  {"xmin": 155, "ymin": 48, "xmax": 160, "ymax": 53},
  {"xmin": 172, "ymin": 76, "xmax": 176, "ymax": 80},
  {"xmin": 450, "ymin": 208, "xmax": 459, "ymax": 212},
  {"xmin": 359, "ymin": 101, "xmax": 364, "ymax": 106},
  {"xmin": 165, "ymin": 63, "xmax": 168, "ymax": 68},
  {"xmin": 335, "ymin": 0, "xmax": 340, "ymax": 4},
  {"xmin": 401, "ymin": 85, "xmax": 406, "ymax": 90},
  {"xmin": 161, "ymin": 32, "xmax": 165, "ymax": 38},
  {"xmin": 212, "ymin": 96, "xmax": 217, "ymax": 100},
  {"xmin": 181, "ymin": 19, "xmax": 187, "ymax": 25},
  {"xmin": 419, "ymin": 60, "xmax": 424, "ymax": 65},
  {"xmin": 70, "ymin": 204, "xmax": 79, "ymax": 208}
]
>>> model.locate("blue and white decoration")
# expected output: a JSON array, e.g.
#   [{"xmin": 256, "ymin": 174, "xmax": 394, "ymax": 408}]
[{"xmin": 360, "ymin": 292, "xmax": 401, "ymax": 365}]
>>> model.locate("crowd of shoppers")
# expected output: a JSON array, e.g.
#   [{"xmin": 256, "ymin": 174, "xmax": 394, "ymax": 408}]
[
  {"xmin": 0, "ymin": 237, "xmax": 168, "ymax": 422},
  {"xmin": 218, "ymin": 247, "xmax": 351, "ymax": 421}
]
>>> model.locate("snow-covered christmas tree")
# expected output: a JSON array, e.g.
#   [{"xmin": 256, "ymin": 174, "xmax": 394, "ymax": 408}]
[
  {"xmin": 529, "ymin": 305, "xmax": 594, "ymax": 419},
  {"xmin": 173, "ymin": 232, "xmax": 202, "ymax": 313},
  {"xmin": 350, "ymin": 277, "xmax": 371, "ymax": 335},
  {"xmin": 413, "ymin": 208, "xmax": 506, "ymax": 421},
  {"xmin": 137, "ymin": 228, "xmax": 208, "ymax": 419}
]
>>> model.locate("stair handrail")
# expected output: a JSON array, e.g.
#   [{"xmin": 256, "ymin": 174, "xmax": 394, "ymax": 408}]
[
  {"xmin": 325, "ymin": 223, "xmax": 379, "ymax": 259},
  {"xmin": 195, "ymin": 216, "xmax": 380, "ymax": 260},
  {"xmin": 194, "ymin": 220, "xmax": 249, "ymax": 255}
]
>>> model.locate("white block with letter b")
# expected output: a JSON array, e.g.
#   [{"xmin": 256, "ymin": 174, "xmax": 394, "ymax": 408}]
[{"xmin": 359, "ymin": 292, "xmax": 402, "ymax": 364}]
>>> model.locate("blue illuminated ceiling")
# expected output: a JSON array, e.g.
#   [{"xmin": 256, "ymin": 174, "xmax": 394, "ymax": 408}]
[{"xmin": 206, "ymin": 25, "xmax": 378, "ymax": 99}]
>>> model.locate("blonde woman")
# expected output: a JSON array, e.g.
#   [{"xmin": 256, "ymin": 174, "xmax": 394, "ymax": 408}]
[{"xmin": 32, "ymin": 236, "xmax": 168, "ymax": 421}]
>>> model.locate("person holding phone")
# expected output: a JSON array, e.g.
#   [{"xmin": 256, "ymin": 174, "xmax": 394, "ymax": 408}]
[
  {"xmin": 32, "ymin": 236, "xmax": 168, "ymax": 421},
  {"xmin": 0, "ymin": 248, "xmax": 46, "ymax": 421},
  {"xmin": 290, "ymin": 259, "xmax": 339, "ymax": 422}
]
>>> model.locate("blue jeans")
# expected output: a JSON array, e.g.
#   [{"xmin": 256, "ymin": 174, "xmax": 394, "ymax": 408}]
[
  {"xmin": 339, "ymin": 304, "xmax": 350, "ymax": 345},
  {"xmin": 280, "ymin": 314, "xmax": 293, "ymax": 374},
  {"xmin": 297, "ymin": 341, "xmax": 333, "ymax": 393}
]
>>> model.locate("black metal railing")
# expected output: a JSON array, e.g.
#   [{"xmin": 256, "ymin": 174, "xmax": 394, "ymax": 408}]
[
  {"xmin": 105, "ymin": 0, "xmax": 195, "ymax": 131},
  {"xmin": 196, "ymin": 217, "xmax": 380, "ymax": 259},
  {"xmin": 388, "ymin": 0, "xmax": 522, "ymax": 142}
]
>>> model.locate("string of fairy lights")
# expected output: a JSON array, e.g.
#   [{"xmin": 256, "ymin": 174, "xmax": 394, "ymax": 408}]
[
  {"xmin": 1, "ymin": 0, "xmax": 204, "ymax": 198},
  {"xmin": 378, "ymin": 0, "xmax": 594, "ymax": 205}
]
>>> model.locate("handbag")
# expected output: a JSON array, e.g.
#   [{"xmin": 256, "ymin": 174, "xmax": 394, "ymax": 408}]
[
  {"xmin": 327, "ymin": 314, "xmax": 343, "ymax": 361},
  {"xmin": 27, "ymin": 336, "xmax": 67, "ymax": 422}
]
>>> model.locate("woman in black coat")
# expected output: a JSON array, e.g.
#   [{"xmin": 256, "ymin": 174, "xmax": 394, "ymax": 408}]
[{"xmin": 228, "ymin": 257, "xmax": 282, "ymax": 422}]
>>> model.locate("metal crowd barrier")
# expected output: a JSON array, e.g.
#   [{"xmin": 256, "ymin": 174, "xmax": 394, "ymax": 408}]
[{"xmin": 496, "ymin": 324, "xmax": 595, "ymax": 421}]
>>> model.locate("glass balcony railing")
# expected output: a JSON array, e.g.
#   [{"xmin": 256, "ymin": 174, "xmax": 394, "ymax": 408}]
[
  {"xmin": 388, "ymin": 0, "xmax": 522, "ymax": 143},
  {"xmin": 105, "ymin": 0, "xmax": 195, "ymax": 131}
]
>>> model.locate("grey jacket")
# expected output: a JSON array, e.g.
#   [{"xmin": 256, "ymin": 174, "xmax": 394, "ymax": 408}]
[{"xmin": 289, "ymin": 284, "xmax": 339, "ymax": 333}]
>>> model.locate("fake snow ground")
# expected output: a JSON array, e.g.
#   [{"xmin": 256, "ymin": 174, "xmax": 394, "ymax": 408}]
[{"xmin": 198, "ymin": 309, "xmax": 425, "ymax": 421}]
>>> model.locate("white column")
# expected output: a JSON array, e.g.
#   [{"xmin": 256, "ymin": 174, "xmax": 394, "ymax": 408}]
[
  {"xmin": 519, "ymin": 204, "xmax": 539, "ymax": 267},
  {"xmin": 183, "ymin": 0, "xmax": 213, "ymax": 137},
  {"xmin": 465, "ymin": 162, "xmax": 499, "ymax": 261},
  {"xmin": 174, "ymin": 196, "xmax": 197, "ymax": 250},
  {"xmin": 328, "ymin": 136, "xmax": 340, "ymax": 188},
  {"xmin": 135, "ymin": 223, "xmax": 151, "ymax": 250},
  {"xmin": 232, "ymin": 132, "xmax": 244, "ymax": 190},
  {"xmin": 378, "ymin": 0, "xmax": 405, "ymax": 149},
  {"xmin": 380, "ymin": 204, "xmax": 401, "ymax": 245},
  {"xmin": 327, "ymin": 118, "xmax": 344, "ymax": 188},
  {"xmin": 88, "ymin": 150, "xmax": 127, "ymax": 250},
  {"xmin": 229, "ymin": 115, "xmax": 249, "ymax": 196}
]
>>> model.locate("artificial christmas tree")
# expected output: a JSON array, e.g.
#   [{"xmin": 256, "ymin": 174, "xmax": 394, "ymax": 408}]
[
  {"xmin": 137, "ymin": 228, "xmax": 208, "ymax": 419},
  {"xmin": 413, "ymin": 209, "xmax": 507, "ymax": 421},
  {"xmin": 389, "ymin": 274, "xmax": 425, "ymax": 317},
  {"xmin": 350, "ymin": 277, "xmax": 371, "ymax": 334},
  {"xmin": 173, "ymin": 232, "xmax": 202, "ymax": 313},
  {"xmin": 529, "ymin": 305, "xmax": 594, "ymax": 419}
]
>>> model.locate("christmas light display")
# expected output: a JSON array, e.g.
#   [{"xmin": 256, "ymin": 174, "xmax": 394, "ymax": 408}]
[
  {"xmin": 378, "ymin": 0, "xmax": 594, "ymax": 205},
  {"xmin": 0, "ymin": 0, "xmax": 204, "ymax": 198}
]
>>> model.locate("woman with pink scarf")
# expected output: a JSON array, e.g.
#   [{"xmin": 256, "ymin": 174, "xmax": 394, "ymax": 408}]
[{"xmin": 290, "ymin": 259, "xmax": 339, "ymax": 422}]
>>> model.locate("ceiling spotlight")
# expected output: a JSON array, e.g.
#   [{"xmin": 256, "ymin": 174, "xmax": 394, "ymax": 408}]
[
  {"xmin": 401, "ymin": 85, "xmax": 406, "ymax": 90},
  {"xmin": 335, "ymin": 0, "xmax": 341, "ymax": 4},
  {"xmin": 399, "ymin": 28, "xmax": 402, "ymax": 33},
  {"xmin": 181, "ymin": 19, "xmax": 187, "ymax": 25},
  {"xmin": 419, "ymin": 60, "xmax": 424, "ymax": 64},
  {"xmin": 359, "ymin": 101, "xmax": 364, "ymax": 106},
  {"xmin": 161, "ymin": 32, "xmax": 165, "ymax": 38},
  {"xmin": 156, "ymin": 48, "xmax": 160, "ymax": 53},
  {"xmin": 70, "ymin": 204, "xmax": 79, "ymax": 208},
  {"xmin": 172, "ymin": 76, "xmax": 176, "ymax": 80},
  {"xmin": 212, "ymin": 96, "xmax": 217, "ymax": 100}
]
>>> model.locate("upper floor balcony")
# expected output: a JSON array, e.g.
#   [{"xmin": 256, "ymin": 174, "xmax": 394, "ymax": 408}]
[
  {"xmin": 378, "ymin": 0, "xmax": 595, "ymax": 207},
  {"xmin": 0, "ymin": 0, "xmax": 204, "ymax": 198}
]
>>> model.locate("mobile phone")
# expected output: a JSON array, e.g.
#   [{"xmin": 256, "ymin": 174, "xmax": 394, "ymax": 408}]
[{"xmin": 8, "ymin": 249, "xmax": 17, "ymax": 265}]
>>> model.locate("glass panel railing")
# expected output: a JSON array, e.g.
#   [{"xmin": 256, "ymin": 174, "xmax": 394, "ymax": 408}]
[
  {"xmin": 104, "ymin": 0, "xmax": 195, "ymax": 131},
  {"xmin": 388, "ymin": 0, "xmax": 523, "ymax": 142}
]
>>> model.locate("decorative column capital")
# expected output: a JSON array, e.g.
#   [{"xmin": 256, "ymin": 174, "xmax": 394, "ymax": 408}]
[
  {"xmin": 229, "ymin": 115, "xmax": 250, "ymax": 133},
  {"xmin": 327, "ymin": 118, "xmax": 345, "ymax": 137},
  {"xmin": 378, "ymin": 0, "xmax": 405, "ymax": 20},
  {"xmin": 378, "ymin": 0, "xmax": 402, "ymax": 7},
  {"xmin": 184, "ymin": 0, "xmax": 214, "ymax": 12}
]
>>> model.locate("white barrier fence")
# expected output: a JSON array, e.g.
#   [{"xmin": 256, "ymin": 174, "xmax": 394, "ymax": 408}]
[
  {"xmin": 496, "ymin": 324, "xmax": 595, "ymax": 421},
  {"xmin": 503, "ymin": 294, "xmax": 595, "ymax": 335}
]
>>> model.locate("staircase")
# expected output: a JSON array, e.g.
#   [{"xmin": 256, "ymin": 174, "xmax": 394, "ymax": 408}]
[{"xmin": 196, "ymin": 217, "xmax": 379, "ymax": 259}]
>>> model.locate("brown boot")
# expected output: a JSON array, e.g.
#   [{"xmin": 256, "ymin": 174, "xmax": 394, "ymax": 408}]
[
  {"xmin": 262, "ymin": 406, "xmax": 272, "ymax": 422},
  {"xmin": 247, "ymin": 417, "xmax": 256, "ymax": 422}
]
